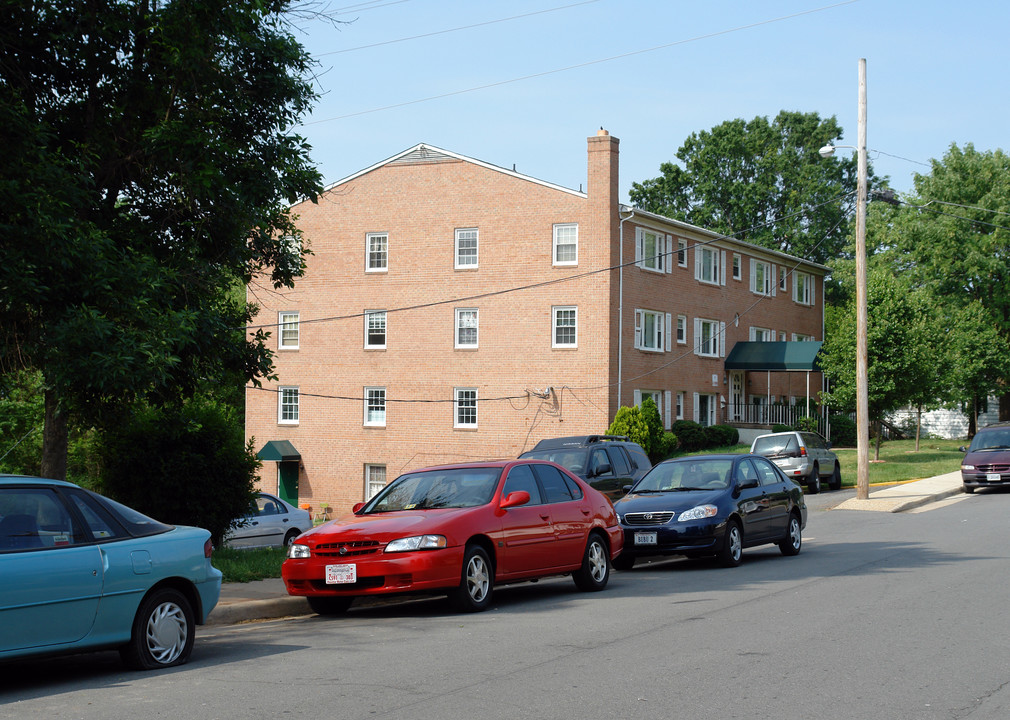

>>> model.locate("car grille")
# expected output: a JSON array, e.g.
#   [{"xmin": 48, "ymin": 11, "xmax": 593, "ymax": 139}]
[
  {"xmin": 623, "ymin": 511, "xmax": 675, "ymax": 526},
  {"xmin": 314, "ymin": 540, "xmax": 382, "ymax": 557},
  {"xmin": 975, "ymin": 463, "xmax": 1010, "ymax": 473}
]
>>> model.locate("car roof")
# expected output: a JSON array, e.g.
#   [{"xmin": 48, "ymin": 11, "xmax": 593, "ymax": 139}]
[
  {"xmin": 0, "ymin": 475, "xmax": 78, "ymax": 488},
  {"xmin": 661, "ymin": 453, "xmax": 743, "ymax": 462},
  {"xmin": 530, "ymin": 435, "xmax": 632, "ymax": 450}
]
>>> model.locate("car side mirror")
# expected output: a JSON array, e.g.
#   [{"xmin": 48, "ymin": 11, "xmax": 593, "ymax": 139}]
[
  {"xmin": 501, "ymin": 490, "xmax": 531, "ymax": 509},
  {"xmin": 739, "ymin": 479, "xmax": 759, "ymax": 490},
  {"xmin": 959, "ymin": 446, "xmax": 968, "ymax": 453},
  {"xmin": 593, "ymin": 463, "xmax": 612, "ymax": 477},
  {"xmin": 351, "ymin": 502, "xmax": 366, "ymax": 514}
]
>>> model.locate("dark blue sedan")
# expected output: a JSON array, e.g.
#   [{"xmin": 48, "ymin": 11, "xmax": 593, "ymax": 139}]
[{"xmin": 612, "ymin": 454, "xmax": 807, "ymax": 570}]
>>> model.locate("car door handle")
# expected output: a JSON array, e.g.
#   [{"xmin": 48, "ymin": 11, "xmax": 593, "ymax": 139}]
[
  {"xmin": 581, "ymin": 508, "xmax": 591, "ymax": 516},
  {"xmin": 540, "ymin": 513, "xmax": 551, "ymax": 521}
]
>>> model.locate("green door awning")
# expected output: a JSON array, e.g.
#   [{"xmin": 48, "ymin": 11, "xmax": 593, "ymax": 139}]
[
  {"xmin": 257, "ymin": 440, "xmax": 301, "ymax": 462},
  {"xmin": 724, "ymin": 341, "xmax": 823, "ymax": 372}
]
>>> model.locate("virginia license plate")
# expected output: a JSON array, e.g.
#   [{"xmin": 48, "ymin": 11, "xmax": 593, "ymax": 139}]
[
  {"xmin": 325, "ymin": 563, "xmax": 356, "ymax": 584},
  {"xmin": 987, "ymin": 473, "xmax": 1001, "ymax": 482},
  {"xmin": 635, "ymin": 531, "xmax": 657, "ymax": 546}
]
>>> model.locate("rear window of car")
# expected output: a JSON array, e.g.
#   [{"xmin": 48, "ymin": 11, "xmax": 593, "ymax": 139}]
[{"xmin": 753, "ymin": 435, "xmax": 795, "ymax": 455}]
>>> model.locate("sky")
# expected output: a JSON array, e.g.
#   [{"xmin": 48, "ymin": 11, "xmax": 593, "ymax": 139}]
[{"xmin": 291, "ymin": 0, "xmax": 1009, "ymax": 204}]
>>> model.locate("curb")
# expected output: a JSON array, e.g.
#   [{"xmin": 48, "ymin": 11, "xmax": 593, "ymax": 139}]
[{"xmin": 206, "ymin": 596, "xmax": 310, "ymax": 626}]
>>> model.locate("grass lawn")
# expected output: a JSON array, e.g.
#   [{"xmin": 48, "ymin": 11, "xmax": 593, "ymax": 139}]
[
  {"xmin": 212, "ymin": 546, "xmax": 287, "ymax": 584},
  {"xmin": 674, "ymin": 437, "xmax": 964, "ymax": 487}
]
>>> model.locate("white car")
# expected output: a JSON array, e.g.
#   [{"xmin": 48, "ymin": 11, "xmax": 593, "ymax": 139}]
[
  {"xmin": 750, "ymin": 431, "xmax": 841, "ymax": 494},
  {"xmin": 226, "ymin": 493, "xmax": 312, "ymax": 548}
]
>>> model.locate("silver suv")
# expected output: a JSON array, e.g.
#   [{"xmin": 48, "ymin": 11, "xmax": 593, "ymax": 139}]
[{"xmin": 750, "ymin": 431, "xmax": 840, "ymax": 494}]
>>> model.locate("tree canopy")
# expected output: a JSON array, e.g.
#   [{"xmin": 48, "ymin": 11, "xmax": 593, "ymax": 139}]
[
  {"xmin": 629, "ymin": 111, "xmax": 883, "ymax": 267},
  {"xmin": 0, "ymin": 0, "xmax": 323, "ymax": 477}
]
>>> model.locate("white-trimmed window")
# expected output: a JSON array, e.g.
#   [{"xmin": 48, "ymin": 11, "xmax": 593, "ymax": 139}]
[
  {"xmin": 455, "ymin": 228, "xmax": 478, "ymax": 269},
  {"xmin": 750, "ymin": 259, "xmax": 773, "ymax": 296},
  {"xmin": 552, "ymin": 306, "xmax": 577, "ymax": 348},
  {"xmin": 635, "ymin": 309, "xmax": 671, "ymax": 352},
  {"xmin": 693, "ymin": 392, "xmax": 718, "ymax": 427},
  {"xmin": 278, "ymin": 387, "xmax": 299, "ymax": 425},
  {"xmin": 364, "ymin": 387, "xmax": 386, "ymax": 427},
  {"xmin": 278, "ymin": 312, "xmax": 299, "ymax": 349},
  {"xmin": 455, "ymin": 308, "xmax": 479, "ymax": 348},
  {"xmin": 366, "ymin": 232, "xmax": 388, "ymax": 272},
  {"xmin": 636, "ymin": 227, "xmax": 670, "ymax": 272},
  {"xmin": 553, "ymin": 223, "xmax": 578, "ymax": 266},
  {"xmin": 732, "ymin": 253, "xmax": 741, "ymax": 280},
  {"xmin": 454, "ymin": 387, "xmax": 477, "ymax": 428},
  {"xmin": 365, "ymin": 464, "xmax": 387, "ymax": 500},
  {"xmin": 693, "ymin": 318, "xmax": 724, "ymax": 358},
  {"xmin": 779, "ymin": 266, "xmax": 788, "ymax": 292},
  {"xmin": 695, "ymin": 246, "xmax": 723, "ymax": 284},
  {"xmin": 676, "ymin": 391, "xmax": 685, "ymax": 420},
  {"xmin": 749, "ymin": 326, "xmax": 774, "ymax": 342},
  {"xmin": 792, "ymin": 332, "xmax": 814, "ymax": 342},
  {"xmin": 365, "ymin": 310, "xmax": 386, "ymax": 349},
  {"xmin": 677, "ymin": 314, "xmax": 687, "ymax": 344},
  {"xmin": 779, "ymin": 331, "xmax": 787, "ymax": 341},
  {"xmin": 677, "ymin": 237, "xmax": 688, "ymax": 267},
  {"xmin": 794, "ymin": 272, "xmax": 815, "ymax": 305}
]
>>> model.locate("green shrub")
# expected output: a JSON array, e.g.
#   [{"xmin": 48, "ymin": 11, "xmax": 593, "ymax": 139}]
[
  {"xmin": 608, "ymin": 405, "xmax": 650, "ymax": 450},
  {"xmin": 672, "ymin": 420, "xmax": 706, "ymax": 452},
  {"xmin": 652, "ymin": 431, "xmax": 679, "ymax": 462},
  {"xmin": 795, "ymin": 416, "xmax": 821, "ymax": 432},
  {"xmin": 772, "ymin": 423, "xmax": 793, "ymax": 433},
  {"xmin": 707, "ymin": 424, "xmax": 739, "ymax": 447},
  {"xmin": 828, "ymin": 413, "xmax": 857, "ymax": 447},
  {"xmin": 639, "ymin": 397, "xmax": 664, "ymax": 456}
]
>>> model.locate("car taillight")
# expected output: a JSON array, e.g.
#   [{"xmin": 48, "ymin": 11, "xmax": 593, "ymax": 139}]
[
  {"xmin": 799, "ymin": 447, "xmax": 807, "ymax": 457},
  {"xmin": 204, "ymin": 538, "xmax": 214, "ymax": 559}
]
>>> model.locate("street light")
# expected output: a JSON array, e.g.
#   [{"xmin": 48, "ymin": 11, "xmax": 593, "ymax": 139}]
[{"xmin": 820, "ymin": 59, "xmax": 870, "ymax": 501}]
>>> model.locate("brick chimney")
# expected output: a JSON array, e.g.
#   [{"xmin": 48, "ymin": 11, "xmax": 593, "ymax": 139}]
[{"xmin": 587, "ymin": 127, "xmax": 620, "ymax": 266}]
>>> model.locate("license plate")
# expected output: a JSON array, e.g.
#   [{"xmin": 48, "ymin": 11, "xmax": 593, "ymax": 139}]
[
  {"xmin": 635, "ymin": 531, "xmax": 657, "ymax": 546},
  {"xmin": 987, "ymin": 473, "xmax": 1001, "ymax": 482},
  {"xmin": 325, "ymin": 563, "xmax": 356, "ymax": 584}
]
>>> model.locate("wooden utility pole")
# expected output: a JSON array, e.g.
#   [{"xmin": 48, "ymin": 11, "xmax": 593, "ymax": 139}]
[{"xmin": 855, "ymin": 58, "xmax": 870, "ymax": 500}]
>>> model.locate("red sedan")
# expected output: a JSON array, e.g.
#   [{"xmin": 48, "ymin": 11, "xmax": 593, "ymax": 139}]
[{"xmin": 283, "ymin": 460, "xmax": 623, "ymax": 614}]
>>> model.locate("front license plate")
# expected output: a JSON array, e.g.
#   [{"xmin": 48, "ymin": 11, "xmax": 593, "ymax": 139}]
[
  {"xmin": 635, "ymin": 532, "xmax": 657, "ymax": 546},
  {"xmin": 325, "ymin": 563, "xmax": 356, "ymax": 584},
  {"xmin": 987, "ymin": 473, "xmax": 1001, "ymax": 482}
]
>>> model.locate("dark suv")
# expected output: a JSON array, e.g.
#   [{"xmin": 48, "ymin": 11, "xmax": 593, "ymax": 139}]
[{"xmin": 519, "ymin": 435, "xmax": 652, "ymax": 500}]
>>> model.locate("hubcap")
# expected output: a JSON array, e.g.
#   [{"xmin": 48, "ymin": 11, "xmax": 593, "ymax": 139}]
[
  {"xmin": 146, "ymin": 601, "xmax": 187, "ymax": 665},
  {"xmin": 588, "ymin": 541, "xmax": 607, "ymax": 582},
  {"xmin": 790, "ymin": 520, "xmax": 801, "ymax": 549},
  {"xmin": 730, "ymin": 527, "xmax": 742, "ymax": 561},
  {"xmin": 466, "ymin": 555, "xmax": 489, "ymax": 602}
]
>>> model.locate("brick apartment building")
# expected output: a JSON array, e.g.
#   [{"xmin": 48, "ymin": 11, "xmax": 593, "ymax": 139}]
[{"xmin": 245, "ymin": 130, "xmax": 827, "ymax": 513}]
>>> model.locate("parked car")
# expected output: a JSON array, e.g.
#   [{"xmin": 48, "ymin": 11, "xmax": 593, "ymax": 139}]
[
  {"xmin": 611, "ymin": 454, "xmax": 806, "ymax": 570},
  {"xmin": 519, "ymin": 435, "xmax": 652, "ymax": 500},
  {"xmin": 0, "ymin": 475, "xmax": 222, "ymax": 670},
  {"xmin": 225, "ymin": 492, "xmax": 312, "ymax": 548},
  {"xmin": 960, "ymin": 422, "xmax": 1010, "ymax": 493},
  {"xmin": 283, "ymin": 460, "xmax": 623, "ymax": 614},
  {"xmin": 750, "ymin": 430, "xmax": 840, "ymax": 493}
]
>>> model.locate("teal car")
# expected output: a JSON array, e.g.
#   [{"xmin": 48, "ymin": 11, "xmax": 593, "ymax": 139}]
[{"xmin": 0, "ymin": 475, "xmax": 222, "ymax": 670}]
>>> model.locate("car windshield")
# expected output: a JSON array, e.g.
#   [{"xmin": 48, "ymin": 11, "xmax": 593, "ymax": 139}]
[
  {"xmin": 362, "ymin": 467, "xmax": 503, "ymax": 513},
  {"xmin": 968, "ymin": 429, "xmax": 1010, "ymax": 452},
  {"xmin": 752, "ymin": 435, "xmax": 797, "ymax": 455},
  {"xmin": 520, "ymin": 449, "xmax": 586, "ymax": 474},
  {"xmin": 633, "ymin": 459, "xmax": 734, "ymax": 492}
]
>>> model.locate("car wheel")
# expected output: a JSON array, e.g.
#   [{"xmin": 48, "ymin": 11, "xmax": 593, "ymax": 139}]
[
  {"xmin": 778, "ymin": 513, "xmax": 802, "ymax": 556},
  {"xmin": 612, "ymin": 552, "xmax": 636, "ymax": 571},
  {"xmin": 964, "ymin": 484, "xmax": 976, "ymax": 494},
  {"xmin": 283, "ymin": 529, "xmax": 300, "ymax": 547},
  {"xmin": 717, "ymin": 520, "xmax": 743, "ymax": 568},
  {"xmin": 830, "ymin": 463, "xmax": 842, "ymax": 491},
  {"xmin": 120, "ymin": 588, "xmax": 195, "ymax": 670},
  {"xmin": 448, "ymin": 545, "xmax": 493, "ymax": 612},
  {"xmin": 807, "ymin": 464, "xmax": 821, "ymax": 494},
  {"xmin": 307, "ymin": 596, "xmax": 354, "ymax": 615},
  {"xmin": 573, "ymin": 533, "xmax": 610, "ymax": 591}
]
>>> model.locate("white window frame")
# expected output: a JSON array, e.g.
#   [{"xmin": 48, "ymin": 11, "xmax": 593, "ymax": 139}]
[
  {"xmin": 455, "ymin": 308, "xmax": 479, "ymax": 349},
  {"xmin": 676, "ymin": 314, "xmax": 687, "ymax": 344},
  {"xmin": 635, "ymin": 227, "xmax": 671, "ymax": 273},
  {"xmin": 455, "ymin": 228, "xmax": 478, "ymax": 269},
  {"xmin": 695, "ymin": 246, "xmax": 723, "ymax": 285},
  {"xmin": 364, "ymin": 386, "xmax": 386, "ymax": 427},
  {"xmin": 749, "ymin": 326, "xmax": 774, "ymax": 342},
  {"xmin": 364, "ymin": 310, "xmax": 386, "ymax": 349},
  {"xmin": 677, "ymin": 237, "xmax": 688, "ymax": 267},
  {"xmin": 366, "ymin": 232, "xmax": 388, "ymax": 272},
  {"xmin": 278, "ymin": 386, "xmax": 299, "ymax": 425},
  {"xmin": 693, "ymin": 318, "xmax": 725, "ymax": 358},
  {"xmin": 278, "ymin": 312, "xmax": 299, "ymax": 350},
  {"xmin": 794, "ymin": 271, "xmax": 815, "ymax": 305},
  {"xmin": 750, "ymin": 259, "xmax": 773, "ymax": 296},
  {"xmin": 792, "ymin": 332, "xmax": 814, "ymax": 342},
  {"xmin": 552, "ymin": 306, "xmax": 578, "ymax": 348},
  {"xmin": 454, "ymin": 387, "xmax": 478, "ymax": 429},
  {"xmin": 693, "ymin": 392, "xmax": 718, "ymax": 427},
  {"xmin": 365, "ymin": 464, "xmax": 386, "ymax": 501},
  {"xmin": 553, "ymin": 223, "xmax": 578, "ymax": 266},
  {"xmin": 676, "ymin": 391, "xmax": 685, "ymax": 420},
  {"xmin": 779, "ymin": 266, "xmax": 788, "ymax": 292},
  {"xmin": 634, "ymin": 309, "xmax": 670, "ymax": 352}
]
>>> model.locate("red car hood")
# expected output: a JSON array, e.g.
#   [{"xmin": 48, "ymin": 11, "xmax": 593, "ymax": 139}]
[{"xmin": 299, "ymin": 508, "xmax": 483, "ymax": 546}]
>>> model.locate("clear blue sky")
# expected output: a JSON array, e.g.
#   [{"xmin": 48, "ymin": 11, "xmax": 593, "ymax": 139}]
[{"xmin": 294, "ymin": 0, "xmax": 1009, "ymax": 203}]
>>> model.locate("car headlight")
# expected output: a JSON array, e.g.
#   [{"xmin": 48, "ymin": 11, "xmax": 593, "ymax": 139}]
[
  {"xmin": 288, "ymin": 543, "xmax": 311, "ymax": 559},
  {"xmin": 385, "ymin": 535, "xmax": 447, "ymax": 553},
  {"xmin": 678, "ymin": 505, "xmax": 719, "ymax": 522},
  {"xmin": 961, "ymin": 464, "xmax": 975, "ymax": 471}
]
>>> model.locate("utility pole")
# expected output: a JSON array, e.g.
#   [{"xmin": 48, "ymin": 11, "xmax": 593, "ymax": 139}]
[{"xmin": 855, "ymin": 58, "xmax": 870, "ymax": 500}]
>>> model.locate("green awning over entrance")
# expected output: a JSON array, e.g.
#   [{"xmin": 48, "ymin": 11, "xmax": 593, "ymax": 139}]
[
  {"xmin": 257, "ymin": 440, "xmax": 301, "ymax": 462},
  {"xmin": 724, "ymin": 341, "xmax": 823, "ymax": 372}
]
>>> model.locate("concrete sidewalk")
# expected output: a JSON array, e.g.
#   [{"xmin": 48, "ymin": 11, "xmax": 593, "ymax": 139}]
[{"xmin": 205, "ymin": 470, "xmax": 966, "ymax": 627}]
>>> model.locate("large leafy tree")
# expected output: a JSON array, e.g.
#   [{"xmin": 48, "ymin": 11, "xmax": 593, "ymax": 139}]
[
  {"xmin": 0, "ymin": 1, "xmax": 323, "ymax": 479},
  {"xmin": 629, "ymin": 111, "xmax": 883, "ymax": 267}
]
